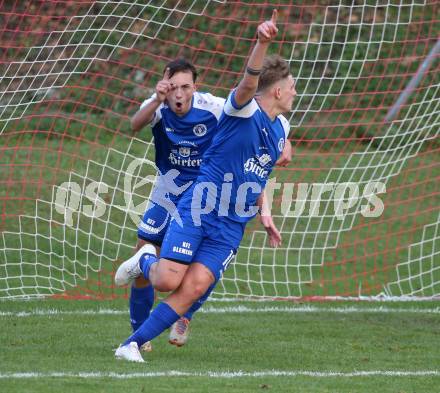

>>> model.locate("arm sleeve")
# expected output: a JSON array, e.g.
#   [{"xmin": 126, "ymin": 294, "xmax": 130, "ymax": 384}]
[
  {"xmin": 278, "ymin": 115, "xmax": 291, "ymax": 139},
  {"xmin": 140, "ymin": 93, "xmax": 163, "ymax": 127},
  {"xmin": 193, "ymin": 92, "xmax": 226, "ymax": 121},
  {"xmin": 223, "ymin": 90, "xmax": 259, "ymax": 119}
]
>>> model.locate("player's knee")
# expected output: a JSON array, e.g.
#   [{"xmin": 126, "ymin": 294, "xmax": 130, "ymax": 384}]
[
  {"xmin": 181, "ymin": 264, "xmax": 215, "ymax": 301},
  {"xmin": 181, "ymin": 279, "xmax": 210, "ymax": 302},
  {"xmin": 152, "ymin": 276, "xmax": 180, "ymax": 292},
  {"xmin": 154, "ymin": 282, "xmax": 177, "ymax": 292},
  {"xmin": 191, "ymin": 283, "xmax": 207, "ymax": 300}
]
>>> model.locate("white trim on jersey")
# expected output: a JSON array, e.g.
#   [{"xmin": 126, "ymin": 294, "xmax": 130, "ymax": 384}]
[
  {"xmin": 278, "ymin": 115, "xmax": 291, "ymax": 139},
  {"xmin": 224, "ymin": 94, "xmax": 259, "ymax": 119},
  {"xmin": 140, "ymin": 93, "xmax": 163, "ymax": 127},
  {"xmin": 192, "ymin": 92, "xmax": 225, "ymax": 121}
]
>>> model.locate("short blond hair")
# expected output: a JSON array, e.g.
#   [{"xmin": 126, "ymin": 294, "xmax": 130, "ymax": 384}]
[{"xmin": 257, "ymin": 55, "xmax": 290, "ymax": 92}]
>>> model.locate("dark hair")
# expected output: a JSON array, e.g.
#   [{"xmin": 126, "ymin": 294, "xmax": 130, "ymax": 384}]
[
  {"xmin": 164, "ymin": 58, "xmax": 198, "ymax": 82},
  {"xmin": 257, "ymin": 55, "xmax": 290, "ymax": 92}
]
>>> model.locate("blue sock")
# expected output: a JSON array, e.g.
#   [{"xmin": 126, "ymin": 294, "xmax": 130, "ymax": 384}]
[
  {"xmin": 123, "ymin": 302, "xmax": 180, "ymax": 347},
  {"xmin": 183, "ymin": 281, "xmax": 216, "ymax": 320},
  {"xmin": 129, "ymin": 285, "xmax": 155, "ymax": 332},
  {"xmin": 139, "ymin": 253, "xmax": 157, "ymax": 281}
]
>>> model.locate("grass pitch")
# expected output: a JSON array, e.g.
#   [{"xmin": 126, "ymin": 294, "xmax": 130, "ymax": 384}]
[{"xmin": 1, "ymin": 299, "xmax": 439, "ymax": 393}]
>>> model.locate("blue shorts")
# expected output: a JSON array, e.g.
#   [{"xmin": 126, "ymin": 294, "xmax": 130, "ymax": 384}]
[
  {"xmin": 160, "ymin": 197, "xmax": 246, "ymax": 281},
  {"xmin": 137, "ymin": 202, "xmax": 172, "ymax": 246}
]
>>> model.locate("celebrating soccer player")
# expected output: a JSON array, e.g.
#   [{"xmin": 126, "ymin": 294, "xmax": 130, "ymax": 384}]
[
  {"xmin": 115, "ymin": 10, "xmax": 296, "ymax": 362},
  {"xmin": 120, "ymin": 55, "xmax": 291, "ymax": 353},
  {"xmin": 128, "ymin": 58, "xmax": 225, "ymax": 350}
]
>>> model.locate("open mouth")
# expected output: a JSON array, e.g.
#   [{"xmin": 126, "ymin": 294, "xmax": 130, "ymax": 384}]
[{"xmin": 175, "ymin": 102, "xmax": 183, "ymax": 109}]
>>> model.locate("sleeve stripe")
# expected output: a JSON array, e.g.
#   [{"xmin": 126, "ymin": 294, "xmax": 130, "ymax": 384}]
[
  {"xmin": 224, "ymin": 95, "xmax": 259, "ymax": 118},
  {"xmin": 278, "ymin": 115, "xmax": 291, "ymax": 139}
]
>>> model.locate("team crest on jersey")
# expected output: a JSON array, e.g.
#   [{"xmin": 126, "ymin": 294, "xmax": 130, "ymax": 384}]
[
  {"xmin": 179, "ymin": 146, "xmax": 191, "ymax": 158},
  {"xmin": 278, "ymin": 138, "xmax": 285, "ymax": 152},
  {"xmin": 193, "ymin": 123, "xmax": 207, "ymax": 137},
  {"xmin": 258, "ymin": 153, "xmax": 272, "ymax": 167}
]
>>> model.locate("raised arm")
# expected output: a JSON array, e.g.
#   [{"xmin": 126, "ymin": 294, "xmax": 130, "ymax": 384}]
[
  {"xmin": 234, "ymin": 9, "xmax": 279, "ymax": 107},
  {"xmin": 131, "ymin": 68, "xmax": 171, "ymax": 132}
]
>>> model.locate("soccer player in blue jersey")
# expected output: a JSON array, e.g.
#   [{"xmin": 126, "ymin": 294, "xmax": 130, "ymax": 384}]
[
  {"xmin": 127, "ymin": 58, "xmax": 225, "ymax": 350},
  {"xmin": 115, "ymin": 10, "xmax": 296, "ymax": 362},
  {"xmin": 122, "ymin": 57, "xmax": 291, "ymax": 352}
]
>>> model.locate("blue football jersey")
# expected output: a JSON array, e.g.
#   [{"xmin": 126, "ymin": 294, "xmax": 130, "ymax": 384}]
[
  {"xmin": 195, "ymin": 90, "xmax": 290, "ymax": 223},
  {"xmin": 140, "ymin": 92, "xmax": 225, "ymax": 189}
]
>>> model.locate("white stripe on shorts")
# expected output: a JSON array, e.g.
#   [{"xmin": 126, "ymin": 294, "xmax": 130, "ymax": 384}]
[{"xmin": 222, "ymin": 250, "xmax": 234, "ymax": 269}]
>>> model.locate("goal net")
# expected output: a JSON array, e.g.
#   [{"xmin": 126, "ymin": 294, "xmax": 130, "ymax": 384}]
[{"xmin": 1, "ymin": 0, "xmax": 439, "ymax": 299}]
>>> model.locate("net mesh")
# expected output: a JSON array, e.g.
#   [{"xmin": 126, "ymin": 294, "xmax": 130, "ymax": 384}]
[{"xmin": 0, "ymin": 0, "xmax": 439, "ymax": 299}]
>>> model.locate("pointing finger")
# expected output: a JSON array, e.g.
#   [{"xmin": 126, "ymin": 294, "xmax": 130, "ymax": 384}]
[
  {"xmin": 271, "ymin": 9, "xmax": 278, "ymax": 25},
  {"xmin": 163, "ymin": 67, "xmax": 170, "ymax": 81}
]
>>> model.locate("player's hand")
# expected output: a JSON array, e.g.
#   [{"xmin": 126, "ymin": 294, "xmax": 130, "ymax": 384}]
[
  {"xmin": 276, "ymin": 139, "xmax": 292, "ymax": 167},
  {"xmin": 257, "ymin": 9, "xmax": 278, "ymax": 44},
  {"xmin": 260, "ymin": 214, "xmax": 282, "ymax": 248},
  {"xmin": 155, "ymin": 68, "xmax": 171, "ymax": 102}
]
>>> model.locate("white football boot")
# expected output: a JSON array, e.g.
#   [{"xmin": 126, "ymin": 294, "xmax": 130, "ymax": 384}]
[
  {"xmin": 114, "ymin": 244, "xmax": 156, "ymax": 286},
  {"xmin": 169, "ymin": 317, "xmax": 190, "ymax": 347},
  {"xmin": 115, "ymin": 342, "xmax": 145, "ymax": 363}
]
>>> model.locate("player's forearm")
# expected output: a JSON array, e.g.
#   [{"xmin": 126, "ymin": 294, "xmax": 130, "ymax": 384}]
[
  {"xmin": 257, "ymin": 189, "xmax": 282, "ymax": 247},
  {"xmin": 235, "ymin": 10, "xmax": 278, "ymax": 107},
  {"xmin": 257, "ymin": 189, "xmax": 271, "ymax": 217},
  {"xmin": 131, "ymin": 97, "xmax": 161, "ymax": 132},
  {"xmin": 235, "ymin": 41, "xmax": 270, "ymax": 106}
]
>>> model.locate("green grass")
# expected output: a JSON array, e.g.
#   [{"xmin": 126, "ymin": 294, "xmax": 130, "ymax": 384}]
[{"xmin": 0, "ymin": 299, "xmax": 439, "ymax": 392}]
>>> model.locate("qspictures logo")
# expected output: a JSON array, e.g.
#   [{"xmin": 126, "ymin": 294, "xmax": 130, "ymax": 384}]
[{"xmin": 54, "ymin": 158, "xmax": 386, "ymax": 228}]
